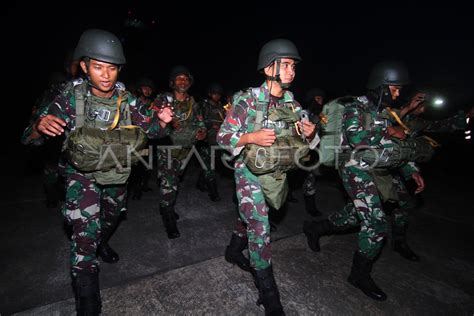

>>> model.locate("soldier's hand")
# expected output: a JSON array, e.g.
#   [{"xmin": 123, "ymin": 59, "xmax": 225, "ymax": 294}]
[
  {"xmin": 411, "ymin": 172, "xmax": 425, "ymax": 194},
  {"xmin": 36, "ymin": 114, "xmax": 66, "ymax": 137},
  {"xmin": 406, "ymin": 93, "xmax": 426, "ymax": 112},
  {"xmin": 387, "ymin": 126, "xmax": 407, "ymax": 140},
  {"xmin": 158, "ymin": 106, "xmax": 174, "ymax": 126},
  {"xmin": 297, "ymin": 121, "xmax": 316, "ymax": 139},
  {"xmin": 195, "ymin": 128, "xmax": 207, "ymax": 141},
  {"xmin": 250, "ymin": 129, "xmax": 276, "ymax": 147}
]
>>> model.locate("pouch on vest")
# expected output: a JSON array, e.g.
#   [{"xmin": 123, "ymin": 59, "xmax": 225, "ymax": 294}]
[
  {"xmin": 258, "ymin": 171, "xmax": 288, "ymax": 210},
  {"xmin": 370, "ymin": 169, "xmax": 398, "ymax": 202},
  {"xmin": 65, "ymin": 86, "xmax": 148, "ymax": 184},
  {"xmin": 318, "ymin": 99, "xmax": 346, "ymax": 167},
  {"xmin": 243, "ymin": 106, "xmax": 309, "ymax": 175}
]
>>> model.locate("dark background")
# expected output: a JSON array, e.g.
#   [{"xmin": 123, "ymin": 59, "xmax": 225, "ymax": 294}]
[{"xmin": 1, "ymin": 1, "xmax": 473, "ymax": 168}]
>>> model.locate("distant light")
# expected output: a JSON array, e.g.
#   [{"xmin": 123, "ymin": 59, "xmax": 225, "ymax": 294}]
[
  {"xmin": 465, "ymin": 130, "xmax": 471, "ymax": 135},
  {"xmin": 465, "ymin": 135, "xmax": 471, "ymax": 140},
  {"xmin": 467, "ymin": 118, "xmax": 470, "ymax": 124},
  {"xmin": 433, "ymin": 98, "xmax": 444, "ymax": 108}
]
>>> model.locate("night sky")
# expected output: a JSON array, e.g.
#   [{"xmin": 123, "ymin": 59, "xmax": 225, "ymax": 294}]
[{"xmin": 2, "ymin": 2, "xmax": 473, "ymax": 151}]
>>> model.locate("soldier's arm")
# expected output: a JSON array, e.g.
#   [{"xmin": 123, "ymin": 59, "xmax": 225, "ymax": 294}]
[
  {"xmin": 343, "ymin": 106, "xmax": 393, "ymax": 148},
  {"xmin": 130, "ymin": 95, "xmax": 170, "ymax": 139},
  {"xmin": 217, "ymin": 99, "xmax": 249, "ymax": 156},
  {"xmin": 21, "ymin": 101, "xmax": 51, "ymax": 146}
]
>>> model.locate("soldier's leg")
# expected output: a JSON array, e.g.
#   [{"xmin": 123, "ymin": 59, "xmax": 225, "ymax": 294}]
[
  {"xmin": 343, "ymin": 165, "xmax": 388, "ymax": 301},
  {"xmin": 303, "ymin": 172, "xmax": 360, "ymax": 252},
  {"xmin": 63, "ymin": 171, "xmax": 102, "ymax": 314},
  {"xmin": 157, "ymin": 150, "xmax": 181, "ymax": 239},
  {"xmin": 235, "ymin": 166, "xmax": 283, "ymax": 314},
  {"xmin": 303, "ymin": 171, "xmax": 321, "ymax": 216},
  {"xmin": 199, "ymin": 143, "xmax": 220, "ymax": 202},
  {"xmin": 96, "ymin": 184, "xmax": 127, "ymax": 264},
  {"xmin": 225, "ymin": 216, "xmax": 251, "ymax": 272},
  {"xmin": 390, "ymin": 175, "xmax": 420, "ymax": 261}
]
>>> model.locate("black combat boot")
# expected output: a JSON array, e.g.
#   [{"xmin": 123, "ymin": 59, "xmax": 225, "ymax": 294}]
[
  {"xmin": 254, "ymin": 266, "xmax": 285, "ymax": 316},
  {"xmin": 303, "ymin": 219, "xmax": 335, "ymax": 252},
  {"xmin": 225, "ymin": 234, "xmax": 251, "ymax": 272},
  {"xmin": 97, "ymin": 222, "xmax": 119, "ymax": 264},
  {"xmin": 72, "ymin": 271, "xmax": 102, "ymax": 316},
  {"xmin": 161, "ymin": 205, "xmax": 180, "ymax": 239},
  {"xmin": 304, "ymin": 194, "xmax": 321, "ymax": 217},
  {"xmin": 391, "ymin": 225, "xmax": 420, "ymax": 262},
  {"xmin": 347, "ymin": 251, "xmax": 387, "ymax": 301},
  {"xmin": 205, "ymin": 178, "xmax": 221, "ymax": 202}
]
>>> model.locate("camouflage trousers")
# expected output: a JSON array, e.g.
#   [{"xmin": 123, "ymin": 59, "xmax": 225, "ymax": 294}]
[
  {"xmin": 232, "ymin": 164, "xmax": 271, "ymax": 270},
  {"xmin": 156, "ymin": 149, "xmax": 183, "ymax": 207},
  {"xmin": 62, "ymin": 169, "xmax": 127, "ymax": 275},
  {"xmin": 197, "ymin": 142, "xmax": 216, "ymax": 181},
  {"xmin": 329, "ymin": 165, "xmax": 410, "ymax": 259}
]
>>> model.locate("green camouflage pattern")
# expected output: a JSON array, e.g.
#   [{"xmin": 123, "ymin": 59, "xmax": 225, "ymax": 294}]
[
  {"xmin": 33, "ymin": 79, "xmax": 166, "ymax": 275},
  {"xmin": 327, "ymin": 95, "xmax": 419, "ymax": 259},
  {"xmin": 217, "ymin": 82, "xmax": 302, "ymax": 270}
]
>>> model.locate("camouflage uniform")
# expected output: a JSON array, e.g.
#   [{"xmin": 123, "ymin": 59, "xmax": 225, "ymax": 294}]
[
  {"xmin": 217, "ymin": 82, "xmax": 302, "ymax": 270},
  {"xmin": 155, "ymin": 93, "xmax": 205, "ymax": 208},
  {"xmin": 196, "ymin": 97, "xmax": 226, "ymax": 192},
  {"xmin": 327, "ymin": 96, "xmax": 419, "ymax": 259},
  {"xmin": 23, "ymin": 79, "xmax": 165, "ymax": 275}
]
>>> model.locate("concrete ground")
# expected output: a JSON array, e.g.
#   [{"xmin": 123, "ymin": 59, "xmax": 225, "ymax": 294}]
[{"xmin": 1, "ymin": 139, "xmax": 473, "ymax": 315}]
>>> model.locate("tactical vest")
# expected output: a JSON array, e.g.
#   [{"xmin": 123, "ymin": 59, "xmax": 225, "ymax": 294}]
[
  {"xmin": 65, "ymin": 81, "xmax": 148, "ymax": 185},
  {"xmin": 241, "ymin": 87, "xmax": 310, "ymax": 209},
  {"xmin": 168, "ymin": 96, "xmax": 202, "ymax": 160},
  {"xmin": 320, "ymin": 96, "xmax": 435, "ymax": 169}
]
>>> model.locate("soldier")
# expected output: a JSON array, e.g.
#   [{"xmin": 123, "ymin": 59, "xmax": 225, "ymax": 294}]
[
  {"xmin": 196, "ymin": 82, "xmax": 225, "ymax": 201},
  {"xmin": 303, "ymin": 61, "xmax": 433, "ymax": 301},
  {"xmin": 154, "ymin": 65, "xmax": 207, "ymax": 239},
  {"xmin": 301, "ymin": 88, "xmax": 327, "ymax": 216},
  {"xmin": 218, "ymin": 39, "xmax": 317, "ymax": 315},
  {"xmin": 24, "ymin": 29, "xmax": 173, "ymax": 315},
  {"xmin": 128, "ymin": 77, "xmax": 156, "ymax": 199}
]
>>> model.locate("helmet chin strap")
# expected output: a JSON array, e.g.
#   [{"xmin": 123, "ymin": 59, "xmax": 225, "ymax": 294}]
[
  {"xmin": 375, "ymin": 85, "xmax": 395, "ymax": 112},
  {"xmin": 265, "ymin": 59, "xmax": 292, "ymax": 90},
  {"xmin": 86, "ymin": 77, "xmax": 116, "ymax": 95}
]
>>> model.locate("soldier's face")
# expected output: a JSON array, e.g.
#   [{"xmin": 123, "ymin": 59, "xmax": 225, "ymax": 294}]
[
  {"xmin": 314, "ymin": 96, "xmax": 324, "ymax": 105},
  {"xmin": 265, "ymin": 58, "xmax": 296, "ymax": 85},
  {"xmin": 140, "ymin": 86, "xmax": 153, "ymax": 97},
  {"xmin": 81, "ymin": 59, "xmax": 119, "ymax": 94},
  {"xmin": 388, "ymin": 85, "xmax": 402, "ymax": 100},
  {"xmin": 174, "ymin": 75, "xmax": 191, "ymax": 93},
  {"xmin": 209, "ymin": 92, "xmax": 222, "ymax": 103}
]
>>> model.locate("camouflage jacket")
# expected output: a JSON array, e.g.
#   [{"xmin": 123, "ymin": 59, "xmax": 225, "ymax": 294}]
[
  {"xmin": 153, "ymin": 93, "xmax": 205, "ymax": 144},
  {"xmin": 21, "ymin": 82, "xmax": 67, "ymax": 146},
  {"xmin": 22, "ymin": 79, "xmax": 166, "ymax": 146},
  {"xmin": 200, "ymin": 98, "xmax": 226, "ymax": 131},
  {"xmin": 217, "ymin": 82, "xmax": 302, "ymax": 168},
  {"xmin": 341, "ymin": 96, "xmax": 418, "ymax": 177}
]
